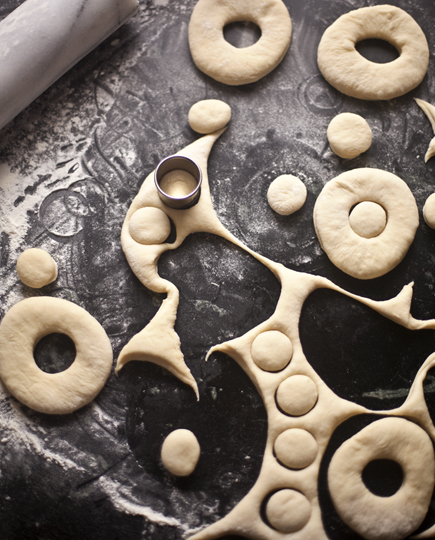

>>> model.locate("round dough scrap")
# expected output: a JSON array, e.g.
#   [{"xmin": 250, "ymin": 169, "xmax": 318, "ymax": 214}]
[
  {"xmin": 423, "ymin": 193, "xmax": 435, "ymax": 229},
  {"xmin": 274, "ymin": 428, "xmax": 318, "ymax": 470},
  {"xmin": 16, "ymin": 248, "xmax": 57, "ymax": 288},
  {"xmin": 251, "ymin": 330, "xmax": 292, "ymax": 372},
  {"xmin": 267, "ymin": 174, "xmax": 307, "ymax": 216},
  {"xmin": 128, "ymin": 207, "xmax": 171, "ymax": 245},
  {"xmin": 188, "ymin": 0, "xmax": 292, "ymax": 86},
  {"xmin": 188, "ymin": 99, "xmax": 231, "ymax": 134},
  {"xmin": 328, "ymin": 417, "xmax": 435, "ymax": 540},
  {"xmin": 266, "ymin": 489, "xmax": 311, "ymax": 533},
  {"xmin": 327, "ymin": 113, "xmax": 372, "ymax": 159},
  {"xmin": 317, "ymin": 5, "xmax": 429, "ymax": 100},
  {"xmin": 313, "ymin": 168, "xmax": 419, "ymax": 280},
  {"xmin": 276, "ymin": 374, "xmax": 318, "ymax": 417},
  {"xmin": 161, "ymin": 429, "xmax": 200, "ymax": 476},
  {"xmin": 349, "ymin": 201, "xmax": 387, "ymax": 239},
  {"xmin": 0, "ymin": 297, "xmax": 113, "ymax": 414}
]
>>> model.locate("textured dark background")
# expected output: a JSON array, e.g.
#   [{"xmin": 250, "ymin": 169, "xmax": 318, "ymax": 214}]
[{"xmin": 1, "ymin": 0, "xmax": 435, "ymax": 538}]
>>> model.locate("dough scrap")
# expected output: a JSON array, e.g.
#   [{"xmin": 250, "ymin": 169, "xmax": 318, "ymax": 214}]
[
  {"xmin": 0, "ymin": 297, "xmax": 113, "ymax": 414},
  {"xmin": 423, "ymin": 193, "xmax": 435, "ymax": 229},
  {"xmin": 327, "ymin": 112, "xmax": 372, "ymax": 159},
  {"xmin": 267, "ymin": 174, "xmax": 307, "ymax": 216},
  {"xmin": 188, "ymin": 0, "xmax": 292, "ymax": 85},
  {"xmin": 266, "ymin": 489, "xmax": 311, "ymax": 533},
  {"xmin": 349, "ymin": 201, "xmax": 386, "ymax": 239},
  {"xmin": 274, "ymin": 428, "xmax": 318, "ymax": 470},
  {"xmin": 415, "ymin": 98, "xmax": 435, "ymax": 162},
  {"xmin": 161, "ymin": 429, "xmax": 200, "ymax": 476},
  {"xmin": 188, "ymin": 99, "xmax": 231, "ymax": 134},
  {"xmin": 128, "ymin": 207, "xmax": 171, "ymax": 245},
  {"xmin": 313, "ymin": 168, "xmax": 419, "ymax": 279},
  {"xmin": 317, "ymin": 5, "xmax": 429, "ymax": 100},
  {"xmin": 16, "ymin": 248, "xmax": 57, "ymax": 288},
  {"xmin": 276, "ymin": 374, "xmax": 318, "ymax": 416},
  {"xmin": 251, "ymin": 330, "xmax": 292, "ymax": 372}
]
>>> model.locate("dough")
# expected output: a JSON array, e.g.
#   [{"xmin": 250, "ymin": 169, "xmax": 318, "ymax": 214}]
[
  {"xmin": 251, "ymin": 330, "xmax": 292, "ymax": 372},
  {"xmin": 274, "ymin": 428, "xmax": 318, "ymax": 470},
  {"xmin": 328, "ymin": 417, "xmax": 435, "ymax": 540},
  {"xmin": 188, "ymin": 0, "xmax": 292, "ymax": 85},
  {"xmin": 0, "ymin": 297, "xmax": 113, "ymax": 414},
  {"xmin": 267, "ymin": 174, "xmax": 307, "ymax": 216},
  {"xmin": 415, "ymin": 98, "xmax": 435, "ymax": 162},
  {"xmin": 313, "ymin": 168, "xmax": 419, "ymax": 279},
  {"xmin": 349, "ymin": 201, "xmax": 386, "ymax": 239},
  {"xmin": 128, "ymin": 207, "xmax": 171, "ymax": 245},
  {"xmin": 188, "ymin": 99, "xmax": 231, "ymax": 134},
  {"xmin": 317, "ymin": 5, "xmax": 429, "ymax": 100},
  {"xmin": 161, "ymin": 429, "xmax": 200, "ymax": 476},
  {"xmin": 266, "ymin": 489, "xmax": 311, "ymax": 533},
  {"xmin": 16, "ymin": 248, "xmax": 57, "ymax": 288},
  {"xmin": 327, "ymin": 113, "xmax": 372, "ymax": 159},
  {"xmin": 423, "ymin": 193, "xmax": 435, "ymax": 229},
  {"xmin": 276, "ymin": 374, "xmax": 318, "ymax": 416},
  {"xmin": 159, "ymin": 169, "xmax": 198, "ymax": 198}
]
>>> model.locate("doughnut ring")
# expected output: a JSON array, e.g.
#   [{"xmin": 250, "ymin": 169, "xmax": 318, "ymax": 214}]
[
  {"xmin": 188, "ymin": 0, "xmax": 292, "ymax": 86},
  {"xmin": 0, "ymin": 297, "xmax": 113, "ymax": 414},
  {"xmin": 328, "ymin": 417, "xmax": 435, "ymax": 540},
  {"xmin": 317, "ymin": 5, "xmax": 429, "ymax": 100},
  {"xmin": 313, "ymin": 168, "xmax": 419, "ymax": 279}
]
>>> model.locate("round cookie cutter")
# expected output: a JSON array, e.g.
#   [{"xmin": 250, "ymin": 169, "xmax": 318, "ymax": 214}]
[{"xmin": 154, "ymin": 155, "xmax": 202, "ymax": 209}]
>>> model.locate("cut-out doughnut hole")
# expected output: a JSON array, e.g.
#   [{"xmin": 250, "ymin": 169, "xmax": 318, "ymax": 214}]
[
  {"xmin": 251, "ymin": 330, "xmax": 293, "ymax": 372},
  {"xmin": 355, "ymin": 38, "xmax": 400, "ymax": 64},
  {"xmin": 34, "ymin": 333, "xmax": 76, "ymax": 374},
  {"xmin": 223, "ymin": 21, "xmax": 262, "ymax": 48},
  {"xmin": 362, "ymin": 458, "xmax": 404, "ymax": 497},
  {"xmin": 349, "ymin": 201, "xmax": 387, "ymax": 238},
  {"xmin": 262, "ymin": 489, "xmax": 311, "ymax": 533},
  {"xmin": 128, "ymin": 207, "xmax": 174, "ymax": 245},
  {"xmin": 275, "ymin": 374, "xmax": 318, "ymax": 417}
]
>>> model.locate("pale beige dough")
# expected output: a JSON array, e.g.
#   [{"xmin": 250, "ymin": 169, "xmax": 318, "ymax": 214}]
[
  {"xmin": 415, "ymin": 98, "xmax": 435, "ymax": 162},
  {"xmin": 313, "ymin": 168, "xmax": 418, "ymax": 279},
  {"xmin": 161, "ymin": 429, "xmax": 200, "ymax": 476},
  {"xmin": 267, "ymin": 174, "xmax": 307, "ymax": 216},
  {"xmin": 349, "ymin": 201, "xmax": 387, "ymax": 239},
  {"xmin": 423, "ymin": 193, "xmax": 435, "ymax": 229},
  {"xmin": 317, "ymin": 5, "xmax": 429, "ymax": 100},
  {"xmin": 188, "ymin": 0, "xmax": 292, "ymax": 86},
  {"xmin": 266, "ymin": 489, "xmax": 311, "ymax": 533},
  {"xmin": 251, "ymin": 330, "xmax": 292, "ymax": 372},
  {"xmin": 128, "ymin": 206, "xmax": 171, "ymax": 245},
  {"xmin": 159, "ymin": 170, "xmax": 198, "ymax": 198},
  {"xmin": 276, "ymin": 374, "xmax": 318, "ymax": 416},
  {"xmin": 188, "ymin": 99, "xmax": 231, "ymax": 134},
  {"xmin": 16, "ymin": 248, "xmax": 57, "ymax": 288},
  {"xmin": 327, "ymin": 113, "xmax": 372, "ymax": 159},
  {"xmin": 328, "ymin": 417, "xmax": 435, "ymax": 540},
  {"xmin": 274, "ymin": 428, "xmax": 318, "ymax": 470},
  {"xmin": 0, "ymin": 297, "xmax": 113, "ymax": 414}
]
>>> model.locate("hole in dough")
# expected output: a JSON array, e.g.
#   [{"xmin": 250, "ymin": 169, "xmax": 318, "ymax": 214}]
[
  {"xmin": 276, "ymin": 374, "xmax": 318, "ymax": 416},
  {"xmin": 128, "ymin": 206, "xmax": 171, "ymax": 245},
  {"xmin": 161, "ymin": 428, "xmax": 200, "ymax": 477},
  {"xmin": 274, "ymin": 428, "xmax": 318, "ymax": 470},
  {"xmin": 361, "ymin": 458, "xmax": 403, "ymax": 497},
  {"xmin": 251, "ymin": 330, "xmax": 292, "ymax": 372},
  {"xmin": 265, "ymin": 489, "xmax": 311, "ymax": 533},
  {"xmin": 34, "ymin": 333, "xmax": 76, "ymax": 374},
  {"xmin": 349, "ymin": 201, "xmax": 387, "ymax": 238},
  {"xmin": 223, "ymin": 21, "xmax": 262, "ymax": 48},
  {"xmin": 355, "ymin": 38, "xmax": 400, "ymax": 64}
]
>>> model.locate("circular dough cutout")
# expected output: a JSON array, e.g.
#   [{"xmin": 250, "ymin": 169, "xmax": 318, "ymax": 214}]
[
  {"xmin": 16, "ymin": 248, "xmax": 57, "ymax": 288},
  {"xmin": 251, "ymin": 330, "xmax": 292, "ymax": 372},
  {"xmin": 274, "ymin": 428, "xmax": 318, "ymax": 470},
  {"xmin": 0, "ymin": 297, "xmax": 113, "ymax": 414},
  {"xmin": 267, "ymin": 175, "xmax": 307, "ymax": 216},
  {"xmin": 266, "ymin": 489, "xmax": 311, "ymax": 533},
  {"xmin": 317, "ymin": 5, "xmax": 429, "ymax": 100},
  {"xmin": 349, "ymin": 201, "xmax": 387, "ymax": 238},
  {"xmin": 327, "ymin": 113, "xmax": 372, "ymax": 159},
  {"xmin": 188, "ymin": 0, "xmax": 292, "ymax": 86},
  {"xmin": 276, "ymin": 374, "xmax": 318, "ymax": 416},
  {"xmin": 423, "ymin": 193, "xmax": 435, "ymax": 229},
  {"xmin": 128, "ymin": 207, "xmax": 171, "ymax": 245},
  {"xmin": 161, "ymin": 429, "xmax": 200, "ymax": 476},
  {"xmin": 188, "ymin": 99, "xmax": 231, "ymax": 134},
  {"xmin": 328, "ymin": 417, "xmax": 435, "ymax": 540},
  {"xmin": 313, "ymin": 168, "xmax": 418, "ymax": 279}
]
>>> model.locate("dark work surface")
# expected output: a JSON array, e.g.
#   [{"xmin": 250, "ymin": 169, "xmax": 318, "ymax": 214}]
[{"xmin": 1, "ymin": 0, "xmax": 435, "ymax": 538}]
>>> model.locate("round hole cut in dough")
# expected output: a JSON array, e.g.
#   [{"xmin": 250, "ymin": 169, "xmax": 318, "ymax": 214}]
[
  {"xmin": 328, "ymin": 417, "xmax": 435, "ymax": 540},
  {"xmin": 128, "ymin": 206, "xmax": 171, "ymax": 245},
  {"xmin": 161, "ymin": 429, "xmax": 200, "ymax": 477},
  {"xmin": 188, "ymin": 99, "xmax": 231, "ymax": 134},
  {"xmin": 16, "ymin": 248, "xmax": 57, "ymax": 288},
  {"xmin": 267, "ymin": 174, "xmax": 307, "ymax": 216},
  {"xmin": 276, "ymin": 374, "xmax": 318, "ymax": 416},
  {"xmin": 349, "ymin": 201, "xmax": 387, "ymax": 239},
  {"xmin": 188, "ymin": 0, "xmax": 292, "ymax": 86},
  {"xmin": 313, "ymin": 168, "xmax": 418, "ymax": 280},
  {"xmin": 251, "ymin": 330, "xmax": 292, "ymax": 372},
  {"xmin": 0, "ymin": 297, "xmax": 113, "ymax": 414},
  {"xmin": 266, "ymin": 489, "xmax": 311, "ymax": 533},
  {"xmin": 327, "ymin": 113, "xmax": 372, "ymax": 159},
  {"xmin": 423, "ymin": 193, "xmax": 435, "ymax": 229},
  {"xmin": 317, "ymin": 5, "xmax": 429, "ymax": 100},
  {"xmin": 274, "ymin": 428, "xmax": 318, "ymax": 470}
]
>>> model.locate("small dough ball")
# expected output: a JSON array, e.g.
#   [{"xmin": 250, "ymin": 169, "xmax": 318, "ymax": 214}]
[
  {"xmin": 267, "ymin": 174, "xmax": 307, "ymax": 216},
  {"xmin": 274, "ymin": 428, "xmax": 318, "ymax": 470},
  {"xmin": 251, "ymin": 330, "xmax": 292, "ymax": 372},
  {"xmin": 423, "ymin": 193, "xmax": 435, "ymax": 229},
  {"xmin": 266, "ymin": 489, "xmax": 311, "ymax": 533},
  {"xmin": 349, "ymin": 201, "xmax": 387, "ymax": 238},
  {"xmin": 188, "ymin": 99, "xmax": 231, "ymax": 134},
  {"xmin": 276, "ymin": 374, "xmax": 318, "ymax": 416},
  {"xmin": 327, "ymin": 113, "xmax": 372, "ymax": 159},
  {"xmin": 161, "ymin": 429, "xmax": 200, "ymax": 477},
  {"xmin": 128, "ymin": 207, "xmax": 171, "ymax": 245},
  {"xmin": 16, "ymin": 248, "xmax": 57, "ymax": 288}
]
